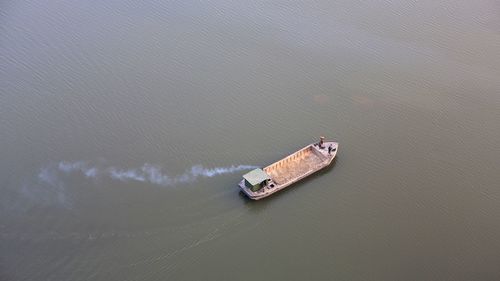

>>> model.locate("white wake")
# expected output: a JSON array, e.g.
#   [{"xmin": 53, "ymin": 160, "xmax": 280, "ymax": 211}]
[{"xmin": 41, "ymin": 161, "xmax": 258, "ymax": 187}]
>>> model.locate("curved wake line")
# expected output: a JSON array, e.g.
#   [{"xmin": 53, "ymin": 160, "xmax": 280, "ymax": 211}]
[{"xmin": 41, "ymin": 161, "xmax": 258, "ymax": 187}]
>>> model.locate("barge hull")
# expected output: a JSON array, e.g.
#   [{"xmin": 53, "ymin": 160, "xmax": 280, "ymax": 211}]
[{"xmin": 239, "ymin": 140, "xmax": 338, "ymax": 200}]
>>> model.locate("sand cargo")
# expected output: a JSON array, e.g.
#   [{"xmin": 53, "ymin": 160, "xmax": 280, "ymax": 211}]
[{"xmin": 239, "ymin": 137, "xmax": 338, "ymax": 200}]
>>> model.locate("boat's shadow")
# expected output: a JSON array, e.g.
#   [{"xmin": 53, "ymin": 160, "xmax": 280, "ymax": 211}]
[{"xmin": 238, "ymin": 157, "xmax": 339, "ymax": 205}]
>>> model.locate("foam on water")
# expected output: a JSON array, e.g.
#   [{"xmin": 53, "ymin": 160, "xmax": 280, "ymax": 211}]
[{"xmin": 39, "ymin": 161, "xmax": 258, "ymax": 187}]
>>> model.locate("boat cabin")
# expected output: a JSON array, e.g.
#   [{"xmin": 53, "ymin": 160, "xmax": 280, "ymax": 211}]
[{"xmin": 242, "ymin": 168, "xmax": 271, "ymax": 191}]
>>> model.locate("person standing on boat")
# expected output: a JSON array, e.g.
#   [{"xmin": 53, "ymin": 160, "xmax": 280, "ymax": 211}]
[{"xmin": 328, "ymin": 145, "xmax": 332, "ymax": 155}]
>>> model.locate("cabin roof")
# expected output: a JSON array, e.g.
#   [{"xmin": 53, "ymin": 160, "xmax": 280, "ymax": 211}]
[{"xmin": 243, "ymin": 168, "xmax": 270, "ymax": 185}]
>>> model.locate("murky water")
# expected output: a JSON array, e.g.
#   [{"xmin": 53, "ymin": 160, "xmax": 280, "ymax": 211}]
[{"xmin": 1, "ymin": 1, "xmax": 500, "ymax": 280}]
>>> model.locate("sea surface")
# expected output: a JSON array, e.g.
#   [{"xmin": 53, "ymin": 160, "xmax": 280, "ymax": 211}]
[{"xmin": 1, "ymin": 1, "xmax": 500, "ymax": 280}]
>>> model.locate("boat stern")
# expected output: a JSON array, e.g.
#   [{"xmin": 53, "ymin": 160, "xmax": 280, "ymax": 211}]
[
  {"xmin": 239, "ymin": 168, "xmax": 272, "ymax": 200},
  {"xmin": 238, "ymin": 179, "xmax": 268, "ymax": 200}
]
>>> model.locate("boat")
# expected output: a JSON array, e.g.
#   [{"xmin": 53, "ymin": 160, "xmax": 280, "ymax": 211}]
[{"xmin": 239, "ymin": 137, "xmax": 338, "ymax": 200}]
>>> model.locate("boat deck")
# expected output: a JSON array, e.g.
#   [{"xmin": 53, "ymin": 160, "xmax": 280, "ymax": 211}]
[
  {"xmin": 239, "ymin": 139, "xmax": 338, "ymax": 200},
  {"xmin": 264, "ymin": 146, "xmax": 327, "ymax": 185}
]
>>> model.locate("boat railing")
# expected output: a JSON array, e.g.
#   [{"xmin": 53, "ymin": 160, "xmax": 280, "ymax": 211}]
[{"xmin": 264, "ymin": 145, "xmax": 312, "ymax": 173}]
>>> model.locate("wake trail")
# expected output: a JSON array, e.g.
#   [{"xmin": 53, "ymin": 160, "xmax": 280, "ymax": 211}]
[{"xmin": 42, "ymin": 161, "xmax": 258, "ymax": 187}]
